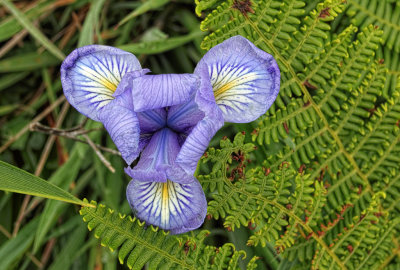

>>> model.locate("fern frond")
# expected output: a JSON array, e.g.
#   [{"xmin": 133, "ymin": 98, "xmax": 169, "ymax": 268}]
[
  {"xmin": 199, "ymin": 133, "xmax": 346, "ymax": 269},
  {"xmin": 346, "ymin": 0, "xmax": 400, "ymax": 52},
  {"xmin": 79, "ymin": 200, "xmax": 257, "ymax": 269},
  {"xmin": 198, "ymin": 0, "xmax": 400, "ymax": 268}
]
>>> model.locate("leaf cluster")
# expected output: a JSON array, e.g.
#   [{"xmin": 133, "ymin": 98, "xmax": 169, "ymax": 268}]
[{"xmin": 196, "ymin": 0, "xmax": 400, "ymax": 268}]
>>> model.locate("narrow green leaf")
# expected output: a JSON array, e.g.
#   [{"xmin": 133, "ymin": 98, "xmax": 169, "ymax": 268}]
[
  {"xmin": 118, "ymin": 30, "xmax": 206, "ymax": 55},
  {"xmin": 0, "ymin": 218, "xmax": 38, "ymax": 270},
  {"xmin": 0, "ymin": 104, "xmax": 18, "ymax": 116},
  {"xmin": 0, "ymin": 160, "xmax": 92, "ymax": 207},
  {"xmin": 0, "ymin": 0, "xmax": 53, "ymax": 42},
  {"xmin": 0, "ymin": 72, "xmax": 29, "ymax": 92},
  {"xmin": 33, "ymin": 146, "xmax": 89, "ymax": 252},
  {"xmin": 1, "ymin": 0, "xmax": 65, "ymax": 61},
  {"xmin": 0, "ymin": 52, "xmax": 60, "ymax": 73},
  {"xmin": 47, "ymin": 223, "xmax": 87, "ymax": 270},
  {"xmin": 117, "ymin": 0, "xmax": 170, "ymax": 27},
  {"xmin": 78, "ymin": 0, "xmax": 107, "ymax": 47}
]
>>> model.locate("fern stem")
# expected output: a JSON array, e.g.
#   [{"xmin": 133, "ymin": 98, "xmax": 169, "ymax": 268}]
[
  {"xmin": 245, "ymin": 7, "xmax": 372, "ymax": 196},
  {"xmin": 365, "ymin": 132, "xmax": 400, "ymax": 178},
  {"xmin": 355, "ymin": 220, "xmax": 399, "ymax": 270},
  {"xmin": 227, "ymin": 16, "xmax": 352, "ymax": 270},
  {"xmin": 378, "ymin": 237, "xmax": 400, "ymax": 270},
  {"xmin": 348, "ymin": 0, "xmax": 400, "ymax": 32}
]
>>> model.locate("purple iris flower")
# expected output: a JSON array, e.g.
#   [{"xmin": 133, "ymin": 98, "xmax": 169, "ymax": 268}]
[{"xmin": 60, "ymin": 36, "xmax": 280, "ymax": 234}]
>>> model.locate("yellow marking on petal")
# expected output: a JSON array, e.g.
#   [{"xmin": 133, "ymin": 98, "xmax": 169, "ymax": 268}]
[
  {"xmin": 161, "ymin": 181, "xmax": 170, "ymax": 227},
  {"xmin": 162, "ymin": 182, "xmax": 169, "ymax": 204},
  {"xmin": 213, "ymin": 81, "xmax": 237, "ymax": 99},
  {"xmin": 213, "ymin": 73, "xmax": 259, "ymax": 100},
  {"xmin": 100, "ymin": 78, "xmax": 118, "ymax": 92}
]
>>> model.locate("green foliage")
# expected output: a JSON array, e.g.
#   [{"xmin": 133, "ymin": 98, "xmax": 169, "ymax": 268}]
[
  {"xmin": 2, "ymin": 0, "xmax": 400, "ymax": 269},
  {"xmin": 0, "ymin": 160, "xmax": 90, "ymax": 207},
  {"xmin": 80, "ymin": 200, "xmax": 259, "ymax": 270},
  {"xmin": 197, "ymin": 0, "xmax": 400, "ymax": 268}
]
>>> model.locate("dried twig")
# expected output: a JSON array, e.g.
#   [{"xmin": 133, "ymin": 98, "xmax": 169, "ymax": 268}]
[
  {"xmin": 0, "ymin": 95, "xmax": 66, "ymax": 154},
  {"xmin": 40, "ymin": 238, "xmax": 57, "ymax": 269},
  {"xmin": 82, "ymin": 134, "xmax": 115, "ymax": 173},
  {"xmin": 30, "ymin": 122, "xmax": 120, "ymax": 156},
  {"xmin": 0, "ymin": 224, "xmax": 43, "ymax": 268},
  {"xmin": 13, "ymin": 102, "xmax": 70, "ymax": 237},
  {"xmin": 0, "ymin": 28, "xmax": 29, "ymax": 58},
  {"xmin": 30, "ymin": 119, "xmax": 118, "ymax": 172},
  {"xmin": 35, "ymin": 102, "xmax": 70, "ymax": 175}
]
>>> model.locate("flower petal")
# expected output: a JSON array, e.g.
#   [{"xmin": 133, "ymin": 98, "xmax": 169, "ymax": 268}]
[
  {"xmin": 167, "ymin": 97, "xmax": 205, "ymax": 134},
  {"xmin": 126, "ymin": 178, "xmax": 207, "ymax": 234},
  {"xmin": 137, "ymin": 109, "xmax": 167, "ymax": 134},
  {"xmin": 61, "ymin": 45, "xmax": 141, "ymax": 121},
  {"xmin": 98, "ymin": 89, "xmax": 140, "ymax": 165},
  {"xmin": 131, "ymin": 74, "xmax": 199, "ymax": 112},
  {"xmin": 175, "ymin": 70, "xmax": 224, "ymax": 175},
  {"xmin": 126, "ymin": 128, "xmax": 180, "ymax": 182},
  {"xmin": 175, "ymin": 118, "xmax": 223, "ymax": 175},
  {"xmin": 195, "ymin": 35, "xmax": 280, "ymax": 123}
]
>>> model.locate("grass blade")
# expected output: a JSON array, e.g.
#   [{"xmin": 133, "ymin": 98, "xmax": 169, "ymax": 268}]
[
  {"xmin": 78, "ymin": 0, "xmax": 107, "ymax": 47},
  {"xmin": 0, "ymin": 160, "xmax": 92, "ymax": 207},
  {"xmin": 117, "ymin": 0, "xmax": 170, "ymax": 27},
  {"xmin": 1, "ymin": 0, "xmax": 65, "ymax": 60},
  {"xmin": 0, "ymin": 218, "xmax": 39, "ymax": 270},
  {"xmin": 0, "ymin": 51, "xmax": 60, "ymax": 72},
  {"xmin": 118, "ymin": 30, "xmax": 206, "ymax": 54}
]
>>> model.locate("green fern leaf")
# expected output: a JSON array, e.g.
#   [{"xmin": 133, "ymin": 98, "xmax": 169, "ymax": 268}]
[
  {"xmin": 197, "ymin": 0, "xmax": 400, "ymax": 268},
  {"xmin": 80, "ymin": 200, "xmax": 258, "ymax": 269}
]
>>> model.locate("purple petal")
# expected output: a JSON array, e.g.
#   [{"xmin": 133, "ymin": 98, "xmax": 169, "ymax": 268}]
[
  {"xmin": 126, "ymin": 178, "xmax": 207, "ymax": 234},
  {"xmin": 131, "ymin": 74, "xmax": 199, "ymax": 112},
  {"xmin": 175, "ymin": 117, "xmax": 223, "ymax": 175},
  {"xmin": 195, "ymin": 35, "xmax": 280, "ymax": 123},
  {"xmin": 126, "ymin": 128, "xmax": 180, "ymax": 182},
  {"xmin": 113, "ymin": 69, "xmax": 150, "ymax": 97},
  {"xmin": 167, "ymin": 97, "xmax": 205, "ymax": 134},
  {"xmin": 175, "ymin": 69, "xmax": 224, "ymax": 175},
  {"xmin": 137, "ymin": 109, "xmax": 167, "ymax": 134},
  {"xmin": 61, "ymin": 45, "xmax": 141, "ymax": 121},
  {"xmin": 98, "ymin": 89, "xmax": 140, "ymax": 165}
]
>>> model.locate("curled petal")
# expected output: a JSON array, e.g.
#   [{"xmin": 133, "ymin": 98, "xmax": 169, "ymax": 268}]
[
  {"xmin": 175, "ymin": 70, "xmax": 224, "ymax": 175},
  {"xmin": 195, "ymin": 35, "xmax": 280, "ymax": 123},
  {"xmin": 98, "ymin": 90, "xmax": 140, "ymax": 165},
  {"xmin": 175, "ymin": 118, "xmax": 223, "ymax": 175},
  {"xmin": 61, "ymin": 45, "xmax": 141, "ymax": 121},
  {"xmin": 131, "ymin": 74, "xmax": 199, "ymax": 112},
  {"xmin": 126, "ymin": 128, "xmax": 180, "ymax": 182},
  {"xmin": 126, "ymin": 178, "xmax": 207, "ymax": 234}
]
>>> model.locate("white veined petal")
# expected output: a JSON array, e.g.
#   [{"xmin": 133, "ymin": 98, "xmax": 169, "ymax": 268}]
[
  {"xmin": 195, "ymin": 36, "xmax": 280, "ymax": 123},
  {"xmin": 61, "ymin": 45, "xmax": 141, "ymax": 121},
  {"xmin": 126, "ymin": 179, "xmax": 207, "ymax": 234}
]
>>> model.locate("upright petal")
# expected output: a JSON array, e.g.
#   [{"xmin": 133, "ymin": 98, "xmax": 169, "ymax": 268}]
[
  {"xmin": 130, "ymin": 74, "xmax": 199, "ymax": 112},
  {"xmin": 175, "ymin": 69, "xmax": 224, "ymax": 175},
  {"xmin": 61, "ymin": 45, "xmax": 141, "ymax": 121},
  {"xmin": 175, "ymin": 118, "xmax": 223, "ymax": 175},
  {"xmin": 98, "ymin": 89, "xmax": 140, "ymax": 165},
  {"xmin": 126, "ymin": 178, "xmax": 207, "ymax": 234},
  {"xmin": 195, "ymin": 35, "xmax": 280, "ymax": 123},
  {"xmin": 126, "ymin": 128, "xmax": 180, "ymax": 182}
]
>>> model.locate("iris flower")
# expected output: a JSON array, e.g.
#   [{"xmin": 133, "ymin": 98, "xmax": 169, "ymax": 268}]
[{"xmin": 61, "ymin": 36, "xmax": 280, "ymax": 234}]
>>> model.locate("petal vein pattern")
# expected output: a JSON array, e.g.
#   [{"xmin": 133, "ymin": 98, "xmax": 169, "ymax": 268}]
[
  {"xmin": 61, "ymin": 45, "xmax": 141, "ymax": 121},
  {"xmin": 195, "ymin": 35, "xmax": 280, "ymax": 123},
  {"xmin": 127, "ymin": 179, "xmax": 207, "ymax": 234}
]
